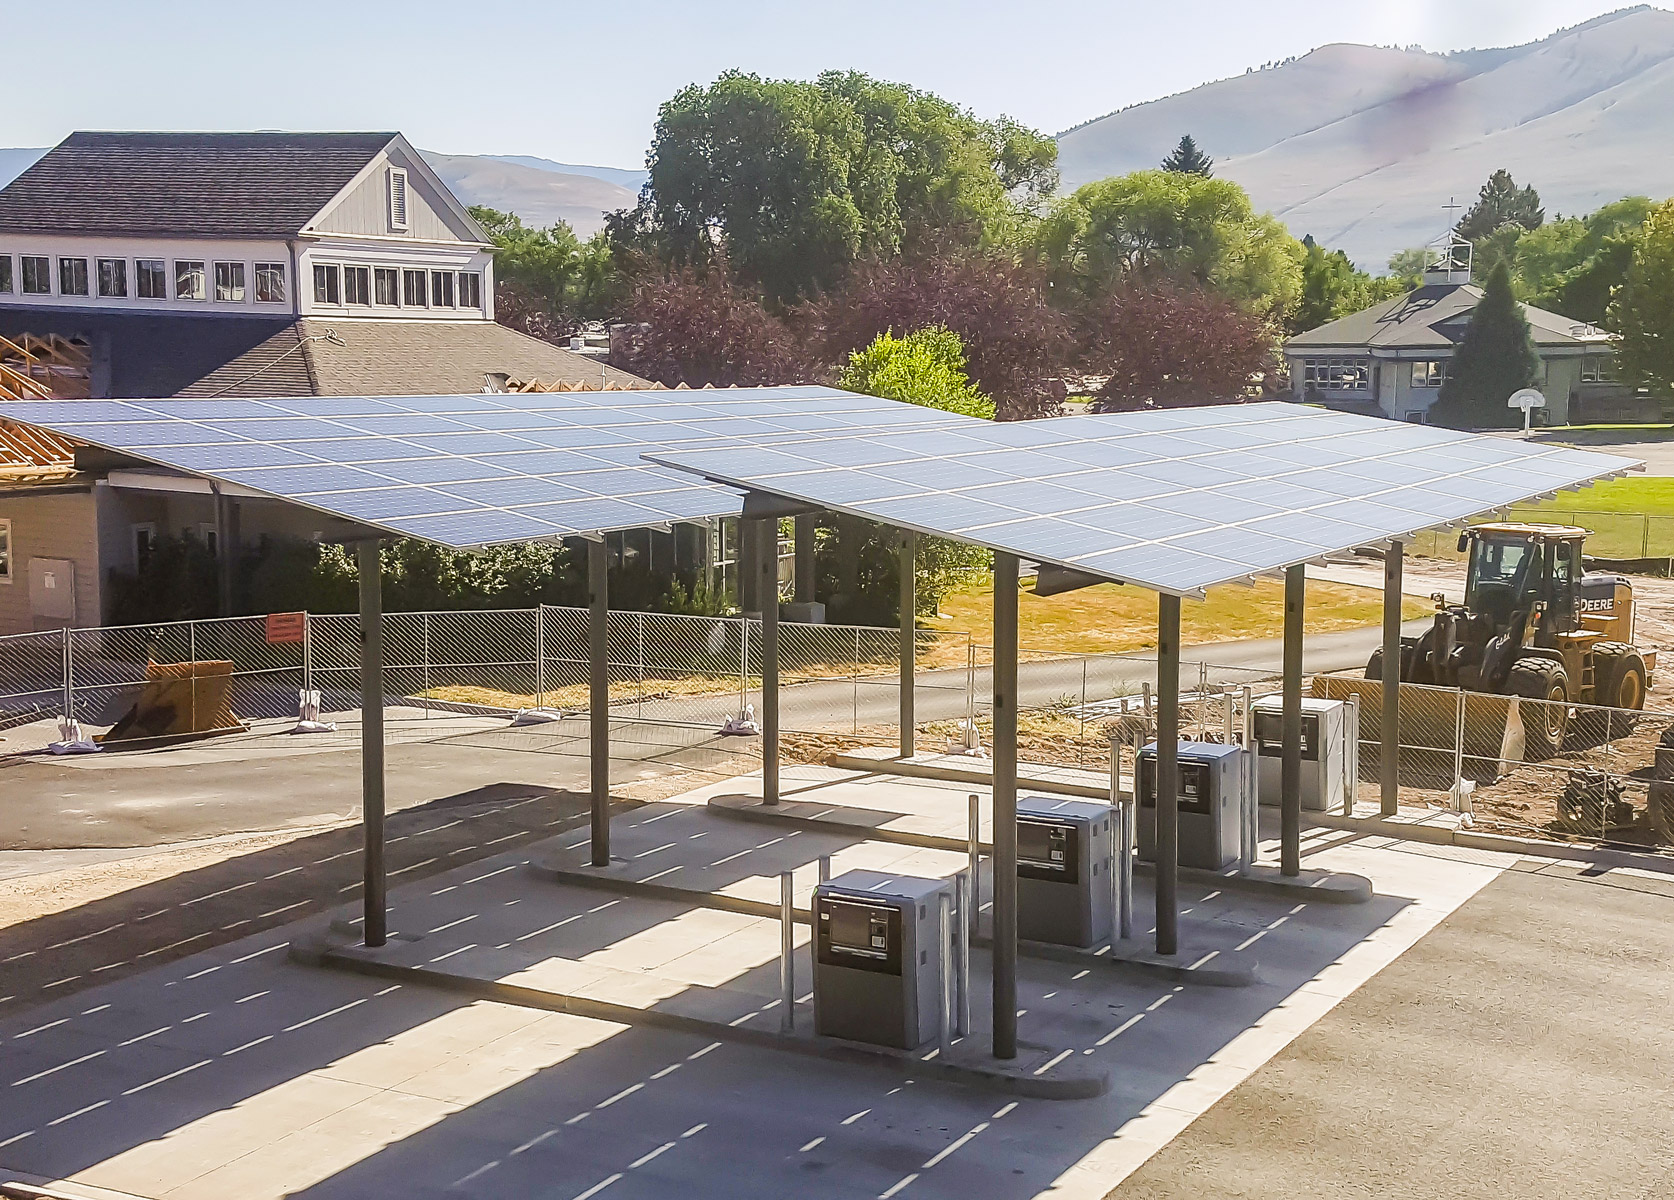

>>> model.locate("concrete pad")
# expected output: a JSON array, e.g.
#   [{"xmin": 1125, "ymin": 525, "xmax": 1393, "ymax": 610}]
[{"xmin": 0, "ymin": 760, "xmax": 1556, "ymax": 1200}]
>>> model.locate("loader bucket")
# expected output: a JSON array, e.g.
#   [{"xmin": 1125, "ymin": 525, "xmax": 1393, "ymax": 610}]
[
  {"xmin": 98, "ymin": 659, "xmax": 245, "ymax": 745},
  {"xmin": 1311, "ymin": 675, "xmax": 1526, "ymax": 786}
]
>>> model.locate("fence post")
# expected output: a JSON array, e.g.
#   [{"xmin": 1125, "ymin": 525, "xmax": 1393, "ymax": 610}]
[
  {"xmin": 423, "ymin": 612, "xmax": 432, "ymax": 722},
  {"xmin": 852, "ymin": 626, "xmax": 861, "ymax": 734},
  {"xmin": 189, "ymin": 620, "xmax": 198, "ymax": 731},
  {"xmin": 1452, "ymin": 687, "xmax": 1466, "ymax": 809},
  {"xmin": 1644, "ymin": 515, "xmax": 1651, "ymax": 560},
  {"xmin": 61, "ymin": 625, "xmax": 73, "ymax": 724},
  {"xmin": 302, "ymin": 611, "xmax": 314, "ymax": 698},
  {"xmin": 965, "ymin": 639, "xmax": 977, "ymax": 751},
  {"xmin": 739, "ymin": 615, "xmax": 749, "ymax": 717},
  {"xmin": 637, "ymin": 611, "xmax": 647, "ymax": 716},
  {"xmin": 534, "ymin": 606, "xmax": 545, "ymax": 709}
]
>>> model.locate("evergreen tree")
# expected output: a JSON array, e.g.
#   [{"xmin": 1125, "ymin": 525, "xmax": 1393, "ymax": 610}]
[
  {"xmin": 1611, "ymin": 198, "xmax": 1674, "ymax": 392},
  {"xmin": 1160, "ymin": 135, "xmax": 1213, "ymax": 176},
  {"xmin": 1430, "ymin": 259, "xmax": 1540, "ymax": 430},
  {"xmin": 1456, "ymin": 169, "xmax": 1544, "ymax": 243}
]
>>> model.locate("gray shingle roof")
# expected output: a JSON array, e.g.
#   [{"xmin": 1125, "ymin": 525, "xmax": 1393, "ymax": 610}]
[
  {"xmin": 1286, "ymin": 282, "xmax": 1613, "ymax": 353},
  {"xmin": 0, "ymin": 132, "xmax": 398, "ymax": 237}
]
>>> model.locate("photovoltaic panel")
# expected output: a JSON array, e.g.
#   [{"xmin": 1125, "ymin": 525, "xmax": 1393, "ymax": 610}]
[
  {"xmin": 647, "ymin": 401, "xmax": 1643, "ymax": 598},
  {"xmin": 1, "ymin": 387, "xmax": 980, "ymax": 549}
]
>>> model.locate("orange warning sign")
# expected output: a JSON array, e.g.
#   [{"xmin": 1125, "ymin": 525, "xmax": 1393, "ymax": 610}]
[{"xmin": 265, "ymin": 612, "xmax": 306, "ymax": 644}]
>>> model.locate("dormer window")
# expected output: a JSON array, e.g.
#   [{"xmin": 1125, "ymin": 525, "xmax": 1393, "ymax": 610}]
[{"xmin": 388, "ymin": 167, "xmax": 410, "ymax": 232}]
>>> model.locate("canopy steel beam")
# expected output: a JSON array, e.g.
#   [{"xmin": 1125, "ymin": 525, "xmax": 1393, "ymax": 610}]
[
  {"xmin": 1382, "ymin": 541, "xmax": 1403, "ymax": 816},
  {"xmin": 1282, "ymin": 563, "xmax": 1305, "ymax": 877},
  {"xmin": 760, "ymin": 517, "xmax": 781, "ymax": 805},
  {"xmin": 1156, "ymin": 593, "xmax": 1180, "ymax": 956},
  {"xmin": 992, "ymin": 552, "xmax": 1019, "ymax": 1060},
  {"xmin": 589, "ymin": 538, "xmax": 610, "ymax": 866},
  {"xmin": 899, "ymin": 528, "xmax": 916, "ymax": 758},
  {"xmin": 356, "ymin": 539, "xmax": 387, "ymax": 948}
]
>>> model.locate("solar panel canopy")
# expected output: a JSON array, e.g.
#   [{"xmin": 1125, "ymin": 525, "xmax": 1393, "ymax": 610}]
[
  {"xmin": 647, "ymin": 402, "xmax": 1643, "ymax": 598},
  {"xmin": 0, "ymin": 387, "xmax": 977, "ymax": 547}
]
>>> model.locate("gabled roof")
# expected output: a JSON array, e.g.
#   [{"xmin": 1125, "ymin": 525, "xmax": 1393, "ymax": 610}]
[
  {"xmin": 0, "ymin": 131, "xmax": 399, "ymax": 237},
  {"xmin": 0, "ymin": 307, "xmax": 649, "ymax": 398},
  {"xmin": 1286, "ymin": 282, "xmax": 1614, "ymax": 354}
]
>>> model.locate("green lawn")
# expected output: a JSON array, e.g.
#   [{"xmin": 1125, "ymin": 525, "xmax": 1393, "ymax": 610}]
[
  {"xmin": 1406, "ymin": 474, "xmax": 1674, "ymax": 560},
  {"xmin": 1537, "ymin": 475, "xmax": 1674, "ymax": 515}
]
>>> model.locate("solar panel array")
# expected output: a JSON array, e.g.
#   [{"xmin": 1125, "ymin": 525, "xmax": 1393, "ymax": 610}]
[
  {"xmin": 648, "ymin": 402, "xmax": 1642, "ymax": 597},
  {"xmin": 2, "ymin": 387, "xmax": 977, "ymax": 547}
]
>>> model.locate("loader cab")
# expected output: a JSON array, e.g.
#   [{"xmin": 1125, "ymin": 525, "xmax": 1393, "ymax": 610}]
[{"xmin": 1461, "ymin": 524, "xmax": 1586, "ymax": 638}]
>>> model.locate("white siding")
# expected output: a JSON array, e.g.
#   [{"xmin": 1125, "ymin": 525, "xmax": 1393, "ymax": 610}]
[{"xmin": 0, "ymin": 488, "xmax": 102, "ymax": 635}]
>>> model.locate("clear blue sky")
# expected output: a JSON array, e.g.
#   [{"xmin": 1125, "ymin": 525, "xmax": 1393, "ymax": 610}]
[{"xmin": 8, "ymin": 0, "xmax": 1647, "ymax": 165}]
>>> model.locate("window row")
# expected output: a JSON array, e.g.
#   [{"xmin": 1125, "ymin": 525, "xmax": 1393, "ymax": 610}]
[
  {"xmin": 310, "ymin": 264, "xmax": 482, "ymax": 310},
  {"xmin": 1300, "ymin": 357, "xmax": 1370, "ymax": 391},
  {"xmin": 0, "ymin": 254, "xmax": 285, "ymax": 303}
]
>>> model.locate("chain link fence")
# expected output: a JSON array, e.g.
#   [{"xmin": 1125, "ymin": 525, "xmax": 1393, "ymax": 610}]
[{"xmin": 1409, "ymin": 507, "xmax": 1674, "ymax": 565}]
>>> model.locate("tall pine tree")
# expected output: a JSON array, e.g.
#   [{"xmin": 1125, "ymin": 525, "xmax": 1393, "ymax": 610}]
[
  {"xmin": 1429, "ymin": 259, "xmax": 1541, "ymax": 430},
  {"xmin": 1161, "ymin": 135, "xmax": 1213, "ymax": 176},
  {"xmin": 1455, "ymin": 169, "xmax": 1544, "ymax": 243}
]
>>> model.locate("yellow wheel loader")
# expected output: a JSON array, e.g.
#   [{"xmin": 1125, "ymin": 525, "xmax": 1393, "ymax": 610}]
[{"xmin": 1364, "ymin": 523, "xmax": 1653, "ymax": 760}]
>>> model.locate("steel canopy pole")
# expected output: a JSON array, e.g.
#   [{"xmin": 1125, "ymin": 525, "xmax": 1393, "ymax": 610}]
[
  {"xmin": 760, "ymin": 518, "xmax": 781, "ymax": 805},
  {"xmin": 899, "ymin": 528, "xmax": 916, "ymax": 758},
  {"xmin": 589, "ymin": 538, "xmax": 610, "ymax": 866},
  {"xmin": 1156, "ymin": 593, "xmax": 1180, "ymax": 957},
  {"xmin": 794, "ymin": 513, "xmax": 815, "ymax": 604},
  {"xmin": 992, "ymin": 552, "xmax": 1019, "ymax": 1060},
  {"xmin": 1282, "ymin": 563, "xmax": 1305, "ymax": 877},
  {"xmin": 1381, "ymin": 540, "xmax": 1403, "ymax": 817},
  {"xmin": 356, "ymin": 539, "xmax": 387, "ymax": 948}
]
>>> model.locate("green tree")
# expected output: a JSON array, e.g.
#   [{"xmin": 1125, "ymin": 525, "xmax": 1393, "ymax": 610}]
[
  {"xmin": 1456, "ymin": 169, "xmax": 1544, "ymax": 243},
  {"xmin": 1161, "ymin": 134, "xmax": 1213, "ymax": 175},
  {"xmin": 471, "ymin": 206, "xmax": 624, "ymax": 326},
  {"xmin": 837, "ymin": 326, "xmax": 996, "ymax": 418},
  {"xmin": 1386, "ymin": 247, "xmax": 1432, "ymax": 288},
  {"xmin": 1508, "ymin": 197, "xmax": 1652, "ymax": 326},
  {"xmin": 1036, "ymin": 170, "xmax": 1304, "ymax": 316},
  {"xmin": 1289, "ymin": 236, "xmax": 1407, "ymax": 333},
  {"xmin": 616, "ymin": 70, "xmax": 1056, "ymax": 302},
  {"xmin": 1429, "ymin": 259, "xmax": 1540, "ymax": 429},
  {"xmin": 820, "ymin": 325, "xmax": 991, "ymax": 623},
  {"xmin": 1611, "ymin": 198, "xmax": 1674, "ymax": 392}
]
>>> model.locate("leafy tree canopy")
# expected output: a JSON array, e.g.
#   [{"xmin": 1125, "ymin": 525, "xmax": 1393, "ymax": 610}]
[
  {"xmin": 1386, "ymin": 247, "xmax": 1432, "ymax": 289},
  {"xmin": 1456, "ymin": 169, "xmax": 1544, "ymax": 243},
  {"xmin": 1289, "ymin": 236, "xmax": 1407, "ymax": 334},
  {"xmin": 1611, "ymin": 198, "xmax": 1674, "ymax": 393},
  {"xmin": 1429, "ymin": 259, "xmax": 1540, "ymax": 429},
  {"xmin": 615, "ymin": 70, "xmax": 1057, "ymax": 302},
  {"xmin": 1035, "ymin": 170, "xmax": 1304, "ymax": 316},
  {"xmin": 1082, "ymin": 281, "xmax": 1276, "ymax": 411},
  {"xmin": 471, "ymin": 206, "xmax": 620, "ymax": 326},
  {"xmin": 1161, "ymin": 135, "xmax": 1213, "ymax": 175},
  {"xmin": 837, "ymin": 326, "xmax": 996, "ymax": 419},
  {"xmin": 1474, "ymin": 196, "xmax": 1653, "ymax": 327}
]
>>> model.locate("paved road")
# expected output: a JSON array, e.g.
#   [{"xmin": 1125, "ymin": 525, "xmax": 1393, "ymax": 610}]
[
  {"xmin": 1528, "ymin": 428, "xmax": 1674, "ymax": 475},
  {"xmin": 1110, "ymin": 861, "xmax": 1674, "ymax": 1199}
]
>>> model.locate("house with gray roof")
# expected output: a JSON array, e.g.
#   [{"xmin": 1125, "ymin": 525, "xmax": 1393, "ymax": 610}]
[
  {"xmin": 0, "ymin": 132, "xmax": 656, "ymax": 634},
  {"xmin": 1283, "ymin": 258, "xmax": 1622, "ymax": 425}
]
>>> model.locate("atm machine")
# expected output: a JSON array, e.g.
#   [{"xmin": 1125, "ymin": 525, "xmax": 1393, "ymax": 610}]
[
  {"xmin": 812, "ymin": 870, "xmax": 950, "ymax": 1050},
  {"xmin": 1137, "ymin": 741, "xmax": 1243, "ymax": 871},
  {"xmin": 1252, "ymin": 695, "xmax": 1352, "ymax": 812},
  {"xmin": 1016, "ymin": 796, "xmax": 1114, "ymax": 948}
]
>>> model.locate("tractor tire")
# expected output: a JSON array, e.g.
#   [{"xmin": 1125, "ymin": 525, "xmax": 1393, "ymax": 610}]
[
  {"xmin": 1507, "ymin": 658, "xmax": 1570, "ymax": 760},
  {"xmin": 1365, "ymin": 648, "xmax": 1384, "ymax": 680},
  {"xmin": 1589, "ymin": 642, "xmax": 1647, "ymax": 739}
]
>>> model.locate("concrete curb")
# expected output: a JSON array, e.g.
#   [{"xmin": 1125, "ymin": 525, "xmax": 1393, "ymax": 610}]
[
  {"xmin": 707, "ymin": 793, "xmax": 1373, "ymax": 907},
  {"xmin": 530, "ymin": 858, "xmax": 1259, "ymax": 988},
  {"xmin": 296, "ymin": 936, "xmax": 1107, "ymax": 1101}
]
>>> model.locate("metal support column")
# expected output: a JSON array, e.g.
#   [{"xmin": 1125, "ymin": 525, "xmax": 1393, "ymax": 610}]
[
  {"xmin": 356, "ymin": 540, "xmax": 387, "ymax": 948},
  {"xmin": 1156, "ymin": 593, "xmax": 1180, "ymax": 957},
  {"xmin": 794, "ymin": 513, "xmax": 815, "ymax": 604},
  {"xmin": 899, "ymin": 528, "xmax": 916, "ymax": 758},
  {"xmin": 589, "ymin": 538, "xmax": 610, "ymax": 866},
  {"xmin": 760, "ymin": 518, "xmax": 780, "ymax": 805},
  {"xmin": 212, "ymin": 485, "xmax": 237, "ymax": 617},
  {"xmin": 1282, "ymin": 563, "xmax": 1305, "ymax": 877},
  {"xmin": 1381, "ymin": 540, "xmax": 1403, "ymax": 817},
  {"xmin": 991, "ymin": 552, "xmax": 1019, "ymax": 1060},
  {"xmin": 737, "ymin": 517, "xmax": 758, "ymax": 612}
]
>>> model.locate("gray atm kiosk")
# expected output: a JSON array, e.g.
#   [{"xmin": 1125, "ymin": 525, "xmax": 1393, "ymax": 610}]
[
  {"xmin": 813, "ymin": 870, "xmax": 950, "ymax": 1050},
  {"xmin": 1252, "ymin": 695, "xmax": 1351, "ymax": 812},
  {"xmin": 1017, "ymin": 796, "xmax": 1113, "ymax": 948},
  {"xmin": 1137, "ymin": 741, "xmax": 1243, "ymax": 870}
]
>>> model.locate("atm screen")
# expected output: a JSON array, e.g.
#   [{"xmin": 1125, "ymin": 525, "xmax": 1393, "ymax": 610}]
[
  {"xmin": 817, "ymin": 897, "xmax": 902, "ymax": 975},
  {"xmin": 1139, "ymin": 756, "xmax": 1214, "ymax": 814},
  {"xmin": 1254, "ymin": 711, "xmax": 1320, "ymax": 760},
  {"xmin": 1018, "ymin": 818, "xmax": 1080, "ymax": 884}
]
